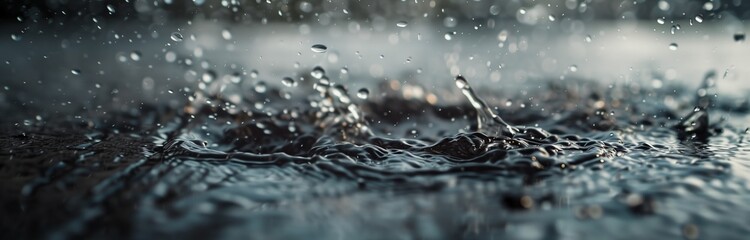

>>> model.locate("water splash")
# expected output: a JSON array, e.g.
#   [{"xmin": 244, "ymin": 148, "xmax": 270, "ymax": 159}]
[{"xmin": 454, "ymin": 75, "xmax": 518, "ymax": 136}]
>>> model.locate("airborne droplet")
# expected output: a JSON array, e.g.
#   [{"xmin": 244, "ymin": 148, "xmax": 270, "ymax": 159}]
[
  {"xmin": 734, "ymin": 33, "xmax": 746, "ymax": 42},
  {"xmin": 669, "ymin": 43, "xmax": 679, "ymax": 50},
  {"xmin": 455, "ymin": 75, "xmax": 469, "ymax": 89},
  {"xmin": 170, "ymin": 32, "xmax": 184, "ymax": 42},
  {"xmin": 202, "ymin": 70, "xmax": 216, "ymax": 83},
  {"xmin": 130, "ymin": 51, "xmax": 141, "ymax": 61},
  {"xmin": 670, "ymin": 24, "xmax": 680, "ymax": 34},
  {"xmin": 311, "ymin": 44, "xmax": 328, "ymax": 53},
  {"xmin": 311, "ymin": 66, "xmax": 325, "ymax": 79},
  {"xmin": 254, "ymin": 81, "xmax": 267, "ymax": 93},
  {"xmin": 694, "ymin": 15, "xmax": 704, "ymax": 23},
  {"xmin": 229, "ymin": 72, "xmax": 242, "ymax": 84},
  {"xmin": 221, "ymin": 29, "xmax": 232, "ymax": 40},
  {"xmin": 282, "ymin": 77, "xmax": 297, "ymax": 87},
  {"xmin": 444, "ymin": 32, "xmax": 454, "ymax": 40},
  {"xmin": 357, "ymin": 88, "xmax": 370, "ymax": 99}
]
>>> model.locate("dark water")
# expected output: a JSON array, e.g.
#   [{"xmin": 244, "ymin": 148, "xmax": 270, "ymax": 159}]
[
  {"xmin": 3, "ymin": 1, "xmax": 750, "ymax": 238},
  {"xmin": 8, "ymin": 61, "xmax": 750, "ymax": 239}
]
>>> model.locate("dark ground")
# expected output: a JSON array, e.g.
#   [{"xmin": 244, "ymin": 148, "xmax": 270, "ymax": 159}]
[{"xmin": 0, "ymin": 124, "xmax": 154, "ymax": 239}]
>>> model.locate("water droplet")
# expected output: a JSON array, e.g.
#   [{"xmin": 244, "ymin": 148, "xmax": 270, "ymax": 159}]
[
  {"xmin": 311, "ymin": 66, "xmax": 325, "ymax": 79},
  {"xmin": 282, "ymin": 77, "xmax": 297, "ymax": 87},
  {"xmin": 168, "ymin": 89, "xmax": 174, "ymax": 94},
  {"xmin": 519, "ymin": 9, "xmax": 527, "ymax": 15},
  {"xmin": 379, "ymin": 55, "xmax": 384, "ymax": 59},
  {"xmin": 250, "ymin": 70, "xmax": 259, "ymax": 79},
  {"xmin": 443, "ymin": 17, "xmax": 457, "ymax": 28},
  {"xmin": 455, "ymin": 75, "xmax": 469, "ymax": 89},
  {"xmin": 489, "ymin": 5, "xmax": 500, "ymax": 15},
  {"xmin": 357, "ymin": 88, "xmax": 370, "ymax": 99},
  {"xmin": 106, "ymin": 4, "xmax": 115, "ymax": 13},
  {"xmin": 10, "ymin": 34, "xmax": 21, "ymax": 41},
  {"xmin": 656, "ymin": 18, "xmax": 665, "ymax": 25},
  {"xmin": 670, "ymin": 24, "xmax": 680, "ymax": 34},
  {"xmin": 230, "ymin": 72, "xmax": 242, "ymax": 84},
  {"xmin": 694, "ymin": 15, "xmax": 704, "ymax": 23},
  {"xmin": 130, "ymin": 51, "xmax": 141, "ymax": 61},
  {"xmin": 396, "ymin": 21, "xmax": 408, "ymax": 28},
  {"xmin": 71, "ymin": 69, "xmax": 81, "ymax": 75},
  {"xmin": 734, "ymin": 33, "xmax": 746, "ymax": 42},
  {"xmin": 548, "ymin": 15, "xmax": 556, "ymax": 21},
  {"xmin": 170, "ymin": 32, "xmax": 184, "ymax": 42},
  {"xmin": 444, "ymin": 32, "xmax": 454, "ymax": 40},
  {"xmin": 254, "ymin": 81, "xmax": 267, "ymax": 93},
  {"xmin": 584, "ymin": 35, "xmax": 592, "ymax": 43},
  {"xmin": 221, "ymin": 29, "xmax": 232, "ymax": 40},
  {"xmin": 569, "ymin": 65, "xmax": 578, "ymax": 72},
  {"xmin": 311, "ymin": 44, "xmax": 327, "ymax": 53},
  {"xmin": 202, "ymin": 70, "xmax": 216, "ymax": 83},
  {"xmin": 319, "ymin": 76, "xmax": 330, "ymax": 86},
  {"xmin": 669, "ymin": 43, "xmax": 679, "ymax": 50},
  {"xmin": 340, "ymin": 67, "xmax": 349, "ymax": 74},
  {"xmin": 165, "ymin": 51, "xmax": 176, "ymax": 62}
]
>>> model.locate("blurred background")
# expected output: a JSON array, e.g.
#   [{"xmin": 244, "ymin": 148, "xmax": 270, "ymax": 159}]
[{"xmin": 1, "ymin": 0, "xmax": 748, "ymax": 123}]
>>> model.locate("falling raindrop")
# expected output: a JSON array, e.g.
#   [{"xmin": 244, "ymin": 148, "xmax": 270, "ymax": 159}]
[
  {"xmin": 669, "ymin": 43, "xmax": 679, "ymax": 50},
  {"xmin": 357, "ymin": 88, "xmax": 370, "ymax": 99},
  {"xmin": 106, "ymin": 4, "xmax": 115, "ymax": 13},
  {"xmin": 221, "ymin": 29, "xmax": 232, "ymax": 40},
  {"xmin": 444, "ymin": 32, "xmax": 455, "ymax": 40},
  {"xmin": 396, "ymin": 21, "xmax": 408, "ymax": 28},
  {"xmin": 694, "ymin": 15, "xmax": 704, "ymax": 23},
  {"xmin": 254, "ymin": 81, "xmax": 267, "ymax": 93},
  {"xmin": 130, "ymin": 51, "xmax": 141, "ymax": 61},
  {"xmin": 455, "ymin": 75, "xmax": 468, "ymax": 89},
  {"xmin": 170, "ymin": 32, "xmax": 184, "ymax": 42},
  {"xmin": 489, "ymin": 5, "xmax": 500, "ymax": 15},
  {"xmin": 282, "ymin": 77, "xmax": 297, "ymax": 87},
  {"xmin": 670, "ymin": 24, "xmax": 680, "ymax": 34},
  {"xmin": 71, "ymin": 69, "xmax": 81, "ymax": 75},
  {"xmin": 311, "ymin": 66, "xmax": 325, "ymax": 79},
  {"xmin": 202, "ymin": 70, "xmax": 216, "ymax": 83},
  {"xmin": 735, "ymin": 33, "xmax": 746, "ymax": 42},
  {"xmin": 311, "ymin": 44, "xmax": 328, "ymax": 53}
]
